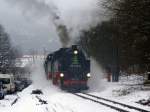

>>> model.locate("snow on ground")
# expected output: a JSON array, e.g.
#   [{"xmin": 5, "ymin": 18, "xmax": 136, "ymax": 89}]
[
  {"xmin": 90, "ymin": 82, "xmax": 150, "ymax": 111},
  {"xmin": 119, "ymin": 73, "xmax": 145, "ymax": 85},
  {"xmin": 29, "ymin": 60, "xmax": 116, "ymax": 112},
  {"xmin": 0, "ymin": 59, "xmax": 150, "ymax": 112},
  {"xmin": 0, "ymin": 59, "xmax": 116, "ymax": 112}
]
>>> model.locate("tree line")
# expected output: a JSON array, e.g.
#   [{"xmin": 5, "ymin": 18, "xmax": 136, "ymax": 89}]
[
  {"xmin": 0, "ymin": 24, "xmax": 21, "ymax": 74},
  {"xmin": 79, "ymin": 0, "xmax": 150, "ymax": 80}
]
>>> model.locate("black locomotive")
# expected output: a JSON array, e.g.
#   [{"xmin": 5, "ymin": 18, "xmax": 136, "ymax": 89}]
[{"xmin": 44, "ymin": 45, "xmax": 90, "ymax": 91}]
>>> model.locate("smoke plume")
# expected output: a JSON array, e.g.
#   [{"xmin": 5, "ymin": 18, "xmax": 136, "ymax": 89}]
[
  {"xmin": 5, "ymin": 0, "xmax": 104, "ymax": 47},
  {"xmin": 88, "ymin": 59, "xmax": 107, "ymax": 92}
]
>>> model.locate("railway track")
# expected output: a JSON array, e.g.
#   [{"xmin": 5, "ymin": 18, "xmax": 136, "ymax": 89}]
[{"xmin": 72, "ymin": 93, "xmax": 150, "ymax": 112}]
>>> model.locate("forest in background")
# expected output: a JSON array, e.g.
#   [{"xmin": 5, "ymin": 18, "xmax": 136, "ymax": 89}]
[{"xmin": 79, "ymin": 0, "xmax": 150, "ymax": 80}]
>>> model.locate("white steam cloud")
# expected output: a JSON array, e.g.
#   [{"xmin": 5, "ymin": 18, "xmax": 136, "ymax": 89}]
[
  {"xmin": 30, "ymin": 58, "xmax": 106, "ymax": 92},
  {"xmin": 88, "ymin": 59, "xmax": 106, "ymax": 92},
  {"xmin": 5, "ymin": 0, "xmax": 105, "ymax": 46}
]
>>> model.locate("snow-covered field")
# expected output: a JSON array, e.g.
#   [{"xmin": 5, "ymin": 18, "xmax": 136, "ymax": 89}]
[{"xmin": 0, "ymin": 59, "xmax": 150, "ymax": 112}]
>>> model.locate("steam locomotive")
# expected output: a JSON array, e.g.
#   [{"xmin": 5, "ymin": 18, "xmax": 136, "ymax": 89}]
[{"xmin": 44, "ymin": 45, "xmax": 90, "ymax": 91}]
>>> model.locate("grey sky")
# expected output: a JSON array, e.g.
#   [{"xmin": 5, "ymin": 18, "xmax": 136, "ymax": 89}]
[
  {"xmin": 0, "ymin": 0, "xmax": 61, "ymax": 53},
  {"xmin": 0, "ymin": 0, "xmax": 104, "ymax": 54}
]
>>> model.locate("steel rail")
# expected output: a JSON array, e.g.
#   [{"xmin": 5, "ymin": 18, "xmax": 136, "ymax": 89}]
[
  {"xmin": 72, "ymin": 93, "xmax": 130, "ymax": 112},
  {"xmin": 80, "ymin": 93, "xmax": 150, "ymax": 112}
]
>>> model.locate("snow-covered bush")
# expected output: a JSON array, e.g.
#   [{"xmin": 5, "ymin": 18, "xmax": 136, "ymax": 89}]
[
  {"xmin": 119, "ymin": 73, "xmax": 144, "ymax": 85},
  {"xmin": 112, "ymin": 86, "xmax": 142, "ymax": 96}
]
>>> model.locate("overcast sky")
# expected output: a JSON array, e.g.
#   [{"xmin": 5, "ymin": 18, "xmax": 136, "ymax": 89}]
[
  {"xmin": 0, "ymin": 0, "xmax": 61, "ymax": 54},
  {"xmin": 0, "ymin": 0, "xmax": 104, "ymax": 54}
]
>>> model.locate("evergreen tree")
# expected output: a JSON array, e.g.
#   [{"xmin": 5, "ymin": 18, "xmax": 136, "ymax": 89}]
[
  {"xmin": 80, "ymin": 20, "xmax": 121, "ymax": 81},
  {"xmin": 79, "ymin": 0, "xmax": 150, "ymax": 80},
  {"xmin": 104, "ymin": 0, "xmax": 150, "ymax": 72}
]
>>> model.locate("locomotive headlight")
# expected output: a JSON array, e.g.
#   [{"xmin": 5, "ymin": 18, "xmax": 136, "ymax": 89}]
[
  {"xmin": 60, "ymin": 73, "xmax": 64, "ymax": 77},
  {"xmin": 74, "ymin": 50, "xmax": 78, "ymax": 54},
  {"xmin": 87, "ymin": 73, "xmax": 91, "ymax": 77}
]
